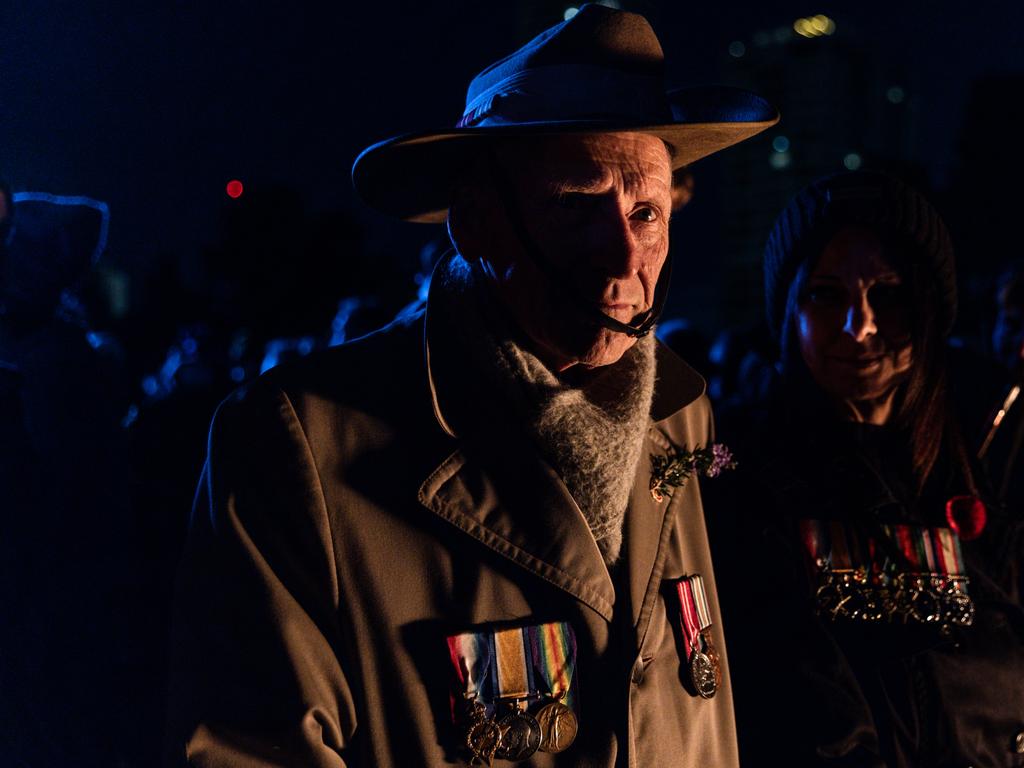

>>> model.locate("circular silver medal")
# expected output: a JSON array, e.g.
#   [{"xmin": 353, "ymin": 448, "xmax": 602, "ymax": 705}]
[
  {"xmin": 495, "ymin": 710, "xmax": 542, "ymax": 761},
  {"xmin": 690, "ymin": 650, "xmax": 717, "ymax": 699}
]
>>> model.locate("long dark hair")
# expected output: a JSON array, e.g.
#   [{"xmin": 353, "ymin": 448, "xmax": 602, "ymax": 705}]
[{"xmin": 778, "ymin": 227, "xmax": 975, "ymax": 496}]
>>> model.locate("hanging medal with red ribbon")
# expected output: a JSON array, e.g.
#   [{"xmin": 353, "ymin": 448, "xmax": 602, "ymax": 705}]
[{"xmin": 675, "ymin": 574, "xmax": 719, "ymax": 699}]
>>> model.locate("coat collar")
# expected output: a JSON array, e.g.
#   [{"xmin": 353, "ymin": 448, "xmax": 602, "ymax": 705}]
[
  {"xmin": 423, "ymin": 253, "xmax": 706, "ymax": 439},
  {"xmin": 417, "ymin": 259, "xmax": 703, "ymax": 627},
  {"xmin": 418, "ymin": 440, "xmax": 616, "ymax": 621}
]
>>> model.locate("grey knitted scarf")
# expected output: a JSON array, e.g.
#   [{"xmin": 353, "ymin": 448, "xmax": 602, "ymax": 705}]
[{"xmin": 435, "ymin": 255, "xmax": 656, "ymax": 564}]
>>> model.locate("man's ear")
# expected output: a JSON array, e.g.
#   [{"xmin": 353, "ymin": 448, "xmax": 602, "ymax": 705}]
[
  {"xmin": 447, "ymin": 181, "xmax": 496, "ymax": 262},
  {"xmin": 671, "ymin": 168, "xmax": 695, "ymax": 212}
]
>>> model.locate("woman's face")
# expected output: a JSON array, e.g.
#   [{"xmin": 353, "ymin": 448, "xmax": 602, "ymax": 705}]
[{"xmin": 796, "ymin": 226, "xmax": 913, "ymax": 411}]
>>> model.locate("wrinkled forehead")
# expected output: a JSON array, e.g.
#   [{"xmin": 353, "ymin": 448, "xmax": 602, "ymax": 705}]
[{"xmin": 499, "ymin": 132, "xmax": 674, "ymax": 194}]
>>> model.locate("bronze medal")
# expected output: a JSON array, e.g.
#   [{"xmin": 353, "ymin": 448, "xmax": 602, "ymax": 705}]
[
  {"xmin": 689, "ymin": 650, "xmax": 717, "ymax": 699},
  {"xmin": 463, "ymin": 701, "xmax": 502, "ymax": 766},
  {"xmin": 700, "ymin": 629, "xmax": 723, "ymax": 689},
  {"xmin": 494, "ymin": 709, "xmax": 541, "ymax": 761},
  {"xmin": 535, "ymin": 699, "xmax": 578, "ymax": 753}
]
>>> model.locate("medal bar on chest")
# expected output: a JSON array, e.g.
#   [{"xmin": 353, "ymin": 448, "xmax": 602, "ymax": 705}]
[
  {"xmin": 800, "ymin": 518, "xmax": 974, "ymax": 629},
  {"xmin": 448, "ymin": 622, "xmax": 579, "ymax": 764}
]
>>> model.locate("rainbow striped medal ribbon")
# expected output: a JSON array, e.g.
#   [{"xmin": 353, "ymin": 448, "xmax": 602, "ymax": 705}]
[
  {"xmin": 675, "ymin": 574, "xmax": 719, "ymax": 699},
  {"xmin": 527, "ymin": 623, "xmax": 579, "ymax": 754}
]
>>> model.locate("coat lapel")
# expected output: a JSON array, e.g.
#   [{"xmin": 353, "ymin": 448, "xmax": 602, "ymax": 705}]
[
  {"xmin": 623, "ymin": 426, "xmax": 677, "ymax": 640},
  {"xmin": 418, "ymin": 442, "xmax": 616, "ymax": 622},
  {"xmin": 626, "ymin": 347, "xmax": 706, "ymax": 650}
]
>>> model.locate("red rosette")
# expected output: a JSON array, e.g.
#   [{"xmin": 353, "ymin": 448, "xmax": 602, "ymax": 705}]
[{"xmin": 945, "ymin": 495, "xmax": 987, "ymax": 541}]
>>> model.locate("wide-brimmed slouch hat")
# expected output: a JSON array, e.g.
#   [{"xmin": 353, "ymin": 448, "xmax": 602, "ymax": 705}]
[{"xmin": 352, "ymin": 3, "xmax": 779, "ymax": 223}]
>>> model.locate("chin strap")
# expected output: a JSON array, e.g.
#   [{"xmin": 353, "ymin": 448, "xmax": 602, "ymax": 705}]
[{"xmin": 487, "ymin": 152, "xmax": 671, "ymax": 339}]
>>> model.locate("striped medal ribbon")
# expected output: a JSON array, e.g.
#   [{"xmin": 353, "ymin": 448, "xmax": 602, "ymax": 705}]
[
  {"xmin": 491, "ymin": 628, "xmax": 542, "ymax": 761},
  {"xmin": 881, "ymin": 523, "xmax": 966, "ymax": 575},
  {"xmin": 448, "ymin": 622, "xmax": 579, "ymax": 761},
  {"xmin": 799, "ymin": 519, "xmax": 973, "ymax": 628},
  {"xmin": 527, "ymin": 622, "xmax": 579, "ymax": 754},
  {"xmin": 447, "ymin": 631, "xmax": 501, "ymax": 765},
  {"xmin": 676, "ymin": 574, "xmax": 718, "ymax": 699},
  {"xmin": 799, "ymin": 519, "xmax": 967, "ymax": 578}
]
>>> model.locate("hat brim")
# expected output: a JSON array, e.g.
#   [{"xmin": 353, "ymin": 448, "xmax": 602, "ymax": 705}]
[{"xmin": 352, "ymin": 86, "xmax": 779, "ymax": 223}]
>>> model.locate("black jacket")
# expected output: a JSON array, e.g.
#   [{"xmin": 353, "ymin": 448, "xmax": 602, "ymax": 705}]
[{"xmin": 708, "ymin": 392, "xmax": 1024, "ymax": 768}]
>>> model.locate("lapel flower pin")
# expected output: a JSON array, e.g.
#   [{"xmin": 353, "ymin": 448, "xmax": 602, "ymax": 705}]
[{"xmin": 650, "ymin": 442, "xmax": 736, "ymax": 503}]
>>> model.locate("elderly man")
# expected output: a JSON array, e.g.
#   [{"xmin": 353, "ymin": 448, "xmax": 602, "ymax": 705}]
[{"xmin": 167, "ymin": 5, "xmax": 776, "ymax": 766}]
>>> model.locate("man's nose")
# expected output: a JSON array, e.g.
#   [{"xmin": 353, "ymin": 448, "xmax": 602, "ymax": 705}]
[
  {"xmin": 843, "ymin": 292, "xmax": 877, "ymax": 342},
  {"xmin": 588, "ymin": 206, "xmax": 642, "ymax": 279}
]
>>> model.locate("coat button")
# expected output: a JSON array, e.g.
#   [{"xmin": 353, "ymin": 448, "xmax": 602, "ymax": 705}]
[{"xmin": 1015, "ymin": 731, "xmax": 1024, "ymax": 754}]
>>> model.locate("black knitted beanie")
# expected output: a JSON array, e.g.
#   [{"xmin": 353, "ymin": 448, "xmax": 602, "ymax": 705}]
[{"xmin": 763, "ymin": 170, "xmax": 956, "ymax": 343}]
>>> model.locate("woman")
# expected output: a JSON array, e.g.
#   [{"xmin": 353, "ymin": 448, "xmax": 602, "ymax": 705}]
[{"xmin": 711, "ymin": 171, "xmax": 1024, "ymax": 767}]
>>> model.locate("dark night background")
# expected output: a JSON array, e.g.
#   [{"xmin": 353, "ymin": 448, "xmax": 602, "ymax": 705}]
[
  {"xmin": 0, "ymin": 1, "xmax": 1023, "ymax": 764},
  {"xmin": 3, "ymin": 0, "xmax": 1023, "ymax": 340}
]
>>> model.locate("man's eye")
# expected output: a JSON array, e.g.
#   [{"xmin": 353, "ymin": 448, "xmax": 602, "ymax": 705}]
[{"xmin": 632, "ymin": 206, "xmax": 659, "ymax": 223}]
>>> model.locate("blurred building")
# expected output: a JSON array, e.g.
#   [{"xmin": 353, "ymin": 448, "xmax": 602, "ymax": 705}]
[{"xmin": 712, "ymin": 13, "xmax": 920, "ymax": 329}]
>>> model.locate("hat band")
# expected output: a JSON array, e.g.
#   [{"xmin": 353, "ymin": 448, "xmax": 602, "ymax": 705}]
[{"xmin": 457, "ymin": 63, "xmax": 671, "ymax": 128}]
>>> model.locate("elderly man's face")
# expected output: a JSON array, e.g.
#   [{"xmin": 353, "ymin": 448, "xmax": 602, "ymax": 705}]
[{"xmin": 461, "ymin": 132, "xmax": 672, "ymax": 372}]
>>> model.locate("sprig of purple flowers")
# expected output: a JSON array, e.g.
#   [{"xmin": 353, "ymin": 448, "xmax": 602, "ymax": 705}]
[{"xmin": 650, "ymin": 442, "xmax": 736, "ymax": 502}]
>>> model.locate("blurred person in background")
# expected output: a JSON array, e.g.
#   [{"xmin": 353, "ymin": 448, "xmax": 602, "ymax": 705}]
[
  {"xmin": 706, "ymin": 322, "xmax": 776, "ymax": 407},
  {"xmin": 0, "ymin": 186, "xmax": 151, "ymax": 765},
  {"xmin": 710, "ymin": 170, "xmax": 1024, "ymax": 767},
  {"xmin": 656, "ymin": 317, "xmax": 711, "ymax": 382},
  {"xmin": 978, "ymin": 261, "xmax": 1024, "ymax": 510}
]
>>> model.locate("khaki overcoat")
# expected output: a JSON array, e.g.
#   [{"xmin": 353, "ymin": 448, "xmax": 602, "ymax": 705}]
[{"xmin": 167, "ymin": 298, "xmax": 739, "ymax": 767}]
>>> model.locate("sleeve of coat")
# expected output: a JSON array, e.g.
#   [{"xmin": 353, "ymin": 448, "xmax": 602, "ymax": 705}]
[{"xmin": 165, "ymin": 383, "xmax": 356, "ymax": 767}]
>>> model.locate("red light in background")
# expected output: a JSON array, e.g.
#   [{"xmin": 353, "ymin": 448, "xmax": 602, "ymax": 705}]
[{"xmin": 226, "ymin": 179, "xmax": 244, "ymax": 199}]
